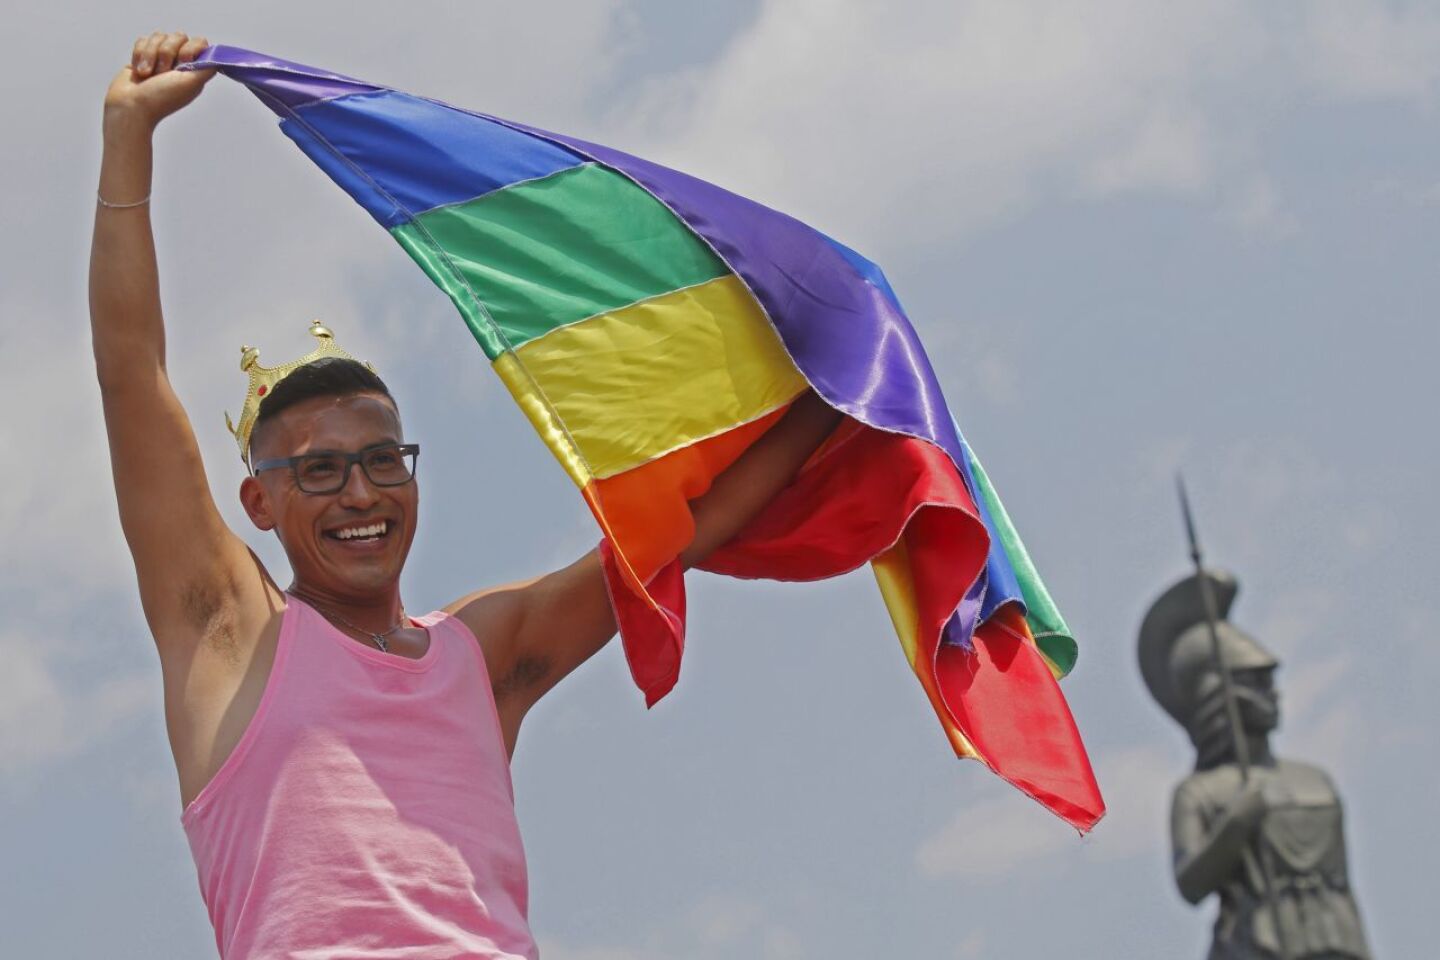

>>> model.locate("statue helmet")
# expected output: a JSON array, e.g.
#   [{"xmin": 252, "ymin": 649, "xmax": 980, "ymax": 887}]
[{"xmin": 1137, "ymin": 569, "xmax": 1277, "ymax": 727}]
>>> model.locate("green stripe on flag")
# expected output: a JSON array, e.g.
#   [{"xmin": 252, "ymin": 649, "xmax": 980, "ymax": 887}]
[
  {"xmin": 966, "ymin": 450, "xmax": 1079, "ymax": 677},
  {"xmin": 391, "ymin": 162, "xmax": 729, "ymax": 359}
]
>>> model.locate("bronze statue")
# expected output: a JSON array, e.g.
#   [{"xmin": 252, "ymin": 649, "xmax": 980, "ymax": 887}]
[{"xmin": 1139, "ymin": 570, "xmax": 1371, "ymax": 959}]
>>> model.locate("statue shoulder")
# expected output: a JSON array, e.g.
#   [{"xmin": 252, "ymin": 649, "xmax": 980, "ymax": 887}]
[
  {"xmin": 1174, "ymin": 765, "xmax": 1244, "ymax": 807},
  {"xmin": 1275, "ymin": 757, "xmax": 1328, "ymax": 779},
  {"xmin": 1275, "ymin": 758, "xmax": 1341, "ymax": 804}
]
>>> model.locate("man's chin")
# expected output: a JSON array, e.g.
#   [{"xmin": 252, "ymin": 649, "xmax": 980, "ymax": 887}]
[
  {"xmin": 306, "ymin": 560, "xmax": 404, "ymax": 598},
  {"xmin": 290, "ymin": 532, "xmax": 412, "ymax": 597}
]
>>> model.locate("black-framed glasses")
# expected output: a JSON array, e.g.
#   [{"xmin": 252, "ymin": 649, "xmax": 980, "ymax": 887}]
[{"xmin": 251, "ymin": 442, "xmax": 420, "ymax": 494}]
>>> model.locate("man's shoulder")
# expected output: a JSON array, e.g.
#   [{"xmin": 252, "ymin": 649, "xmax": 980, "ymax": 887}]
[{"xmin": 442, "ymin": 583, "xmax": 530, "ymax": 653}]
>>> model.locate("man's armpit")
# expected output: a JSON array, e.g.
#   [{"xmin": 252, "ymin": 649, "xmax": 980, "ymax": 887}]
[
  {"xmin": 493, "ymin": 653, "xmax": 551, "ymax": 701},
  {"xmin": 177, "ymin": 576, "xmax": 241, "ymax": 662}
]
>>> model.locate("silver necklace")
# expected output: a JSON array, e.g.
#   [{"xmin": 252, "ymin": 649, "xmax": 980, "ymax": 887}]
[{"xmin": 289, "ymin": 590, "xmax": 407, "ymax": 653}]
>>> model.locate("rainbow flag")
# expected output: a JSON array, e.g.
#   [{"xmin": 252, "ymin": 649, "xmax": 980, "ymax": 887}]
[{"xmin": 192, "ymin": 46, "xmax": 1104, "ymax": 830}]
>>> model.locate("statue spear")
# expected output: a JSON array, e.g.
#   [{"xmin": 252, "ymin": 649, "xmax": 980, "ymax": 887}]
[
  {"xmin": 1176, "ymin": 476, "xmax": 1251, "ymax": 772},
  {"xmin": 1176, "ymin": 476, "xmax": 1293, "ymax": 960}
]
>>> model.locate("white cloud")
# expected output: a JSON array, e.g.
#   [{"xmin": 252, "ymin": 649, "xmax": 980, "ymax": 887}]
[
  {"xmin": 916, "ymin": 744, "xmax": 1177, "ymax": 880},
  {"xmin": 1369, "ymin": 176, "xmax": 1440, "ymax": 208},
  {"xmin": 0, "ymin": 633, "xmax": 151, "ymax": 781},
  {"xmin": 1083, "ymin": 107, "xmax": 1215, "ymax": 198},
  {"xmin": 538, "ymin": 946, "xmax": 646, "ymax": 960},
  {"xmin": 1277, "ymin": 651, "xmax": 1367, "ymax": 780},
  {"xmin": 955, "ymin": 930, "xmax": 987, "ymax": 960},
  {"xmin": 1084, "ymin": 744, "xmax": 1182, "ymax": 862},
  {"xmin": 615, "ymin": 0, "xmax": 1440, "ymax": 253},
  {"xmin": 1283, "ymin": 652, "xmax": 1350, "ymax": 725},
  {"xmin": 539, "ymin": 892, "xmax": 807, "ymax": 960},
  {"xmin": 1285, "ymin": 698, "xmax": 1364, "ymax": 783},
  {"xmin": 0, "ymin": 295, "xmax": 139, "ymax": 606},
  {"xmin": 917, "ymin": 786, "xmax": 1076, "ymax": 880},
  {"xmin": 1296, "ymin": 0, "xmax": 1440, "ymax": 100},
  {"xmin": 1217, "ymin": 174, "xmax": 1296, "ymax": 238},
  {"xmin": 0, "ymin": 637, "xmax": 69, "ymax": 775},
  {"xmin": 622, "ymin": 0, "xmax": 1246, "ymax": 248}
]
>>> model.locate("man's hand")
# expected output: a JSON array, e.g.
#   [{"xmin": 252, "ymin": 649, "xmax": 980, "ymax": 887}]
[
  {"xmin": 681, "ymin": 390, "xmax": 841, "ymax": 568},
  {"xmin": 104, "ymin": 32, "xmax": 213, "ymax": 133},
  {"xmin": 458, "ymin": 391, "xmax": 843, "ymax": 753}
]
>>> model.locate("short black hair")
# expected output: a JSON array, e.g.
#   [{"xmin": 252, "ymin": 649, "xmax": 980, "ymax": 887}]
[{"xmin": 250, "ymin": 357, "xmax": 397, "ymax": 458}]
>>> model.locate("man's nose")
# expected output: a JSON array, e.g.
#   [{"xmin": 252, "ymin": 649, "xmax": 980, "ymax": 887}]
[{"xmin": 336, "ymin": 460, "xmax": 380, "ymax": 507}]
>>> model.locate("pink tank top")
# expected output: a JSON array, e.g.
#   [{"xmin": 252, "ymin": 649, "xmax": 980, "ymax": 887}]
[{"xmin": 181, "ymin": 597, "xmax": 536, "ymax": 959}]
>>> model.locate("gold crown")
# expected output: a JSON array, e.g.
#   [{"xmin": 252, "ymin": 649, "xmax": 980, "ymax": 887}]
[{"xmin": 226, "ymin": 320, "xmax": 375, "ymax": 462}]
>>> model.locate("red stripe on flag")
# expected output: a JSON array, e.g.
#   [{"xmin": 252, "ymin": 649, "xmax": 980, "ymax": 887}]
[
  {"xmin": 701, "ymin": 418, "xmax": 985, "ymax": 581},
  {"xmin": 937, "ymin": 609, "xmax": 1105, "ymax": 831},
  {"xmin": 595, "ymin": 417, "xmax": 1102, "ymax": 830},
  {"xmin": 901, "ymin": 492, "xmax": 1104, "ymax": 830}
]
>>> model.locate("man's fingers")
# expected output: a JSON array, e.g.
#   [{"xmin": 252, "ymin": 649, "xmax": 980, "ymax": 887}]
[
  {"xmin": 137, "ymin": 31, "xmax": 166, "ymax": 77},
  {"xmin": 106, "ymin": 31, "xmax": 214, "ymax": 120},
  {"xmin": 177, "ymin": 35, "xmax": 209, "ymax": 64},
  {"xmin": 129, "ymin": 30, "xmax": 202, "ymax": 79},
  {"xmin": 155, "ymin": 32, "xmax": 188, "ymax": 73}
]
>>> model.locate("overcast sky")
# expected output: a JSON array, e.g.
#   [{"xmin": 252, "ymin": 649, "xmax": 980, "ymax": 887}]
[{"xmin": 3, "ymin": 1, "xmax": 1437, "ymax": 957}]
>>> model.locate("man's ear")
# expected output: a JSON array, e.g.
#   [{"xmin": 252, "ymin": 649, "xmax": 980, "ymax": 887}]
[{"xmin": 239, "ymin": 475, "xmax": 277, "ymax": 531}]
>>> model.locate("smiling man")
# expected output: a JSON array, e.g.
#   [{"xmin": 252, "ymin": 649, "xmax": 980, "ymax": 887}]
[{"xmin": 91, "ymin": 32, "xmax": 840, "ymax": 959}]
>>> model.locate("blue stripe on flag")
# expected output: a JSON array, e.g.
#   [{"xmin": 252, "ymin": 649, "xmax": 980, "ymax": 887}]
[{"xmin": 282, "ymin": 90, "xmax": 586, "ymax": 227}]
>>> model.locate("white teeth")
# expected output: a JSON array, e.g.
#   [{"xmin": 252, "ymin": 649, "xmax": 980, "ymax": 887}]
[{"xmin": 333, "ymin": 521, "xmax": 388, "ymax": 541}]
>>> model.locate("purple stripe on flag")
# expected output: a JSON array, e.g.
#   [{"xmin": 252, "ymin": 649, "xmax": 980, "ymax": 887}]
[{"xmin": 188, "ymin": 45, "xmax": 381, "ymax": 112}]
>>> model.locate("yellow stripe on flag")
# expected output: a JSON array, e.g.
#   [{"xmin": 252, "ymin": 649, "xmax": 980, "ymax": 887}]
[{"xmin": 511, "ymin": 275, "xmax": 807, "ymax": 479}]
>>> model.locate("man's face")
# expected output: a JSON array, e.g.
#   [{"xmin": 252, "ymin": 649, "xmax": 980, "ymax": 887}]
[{"xmin": 241, "ymin": 392, "xmax": 418, "ymax": 601}]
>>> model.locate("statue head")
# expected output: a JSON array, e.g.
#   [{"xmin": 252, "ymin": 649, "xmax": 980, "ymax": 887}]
[{"xmin": 1139, "ymin": 570, "xmax": 1280, "ymax": 767}]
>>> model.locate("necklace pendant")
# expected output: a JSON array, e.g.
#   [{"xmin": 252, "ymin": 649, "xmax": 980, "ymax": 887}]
[{"xmin": 372, "ymin": 634, "xmax": 389, "ymax": 653}]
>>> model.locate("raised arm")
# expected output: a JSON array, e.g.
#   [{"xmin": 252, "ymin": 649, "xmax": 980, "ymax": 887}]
[
  {"xmin": 457, "ymin": 391, "xmax": 842, "ymax": 751},
  {"xmin": 91, "ymin": 34, "xmax": 272, "ymax": 652}
]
